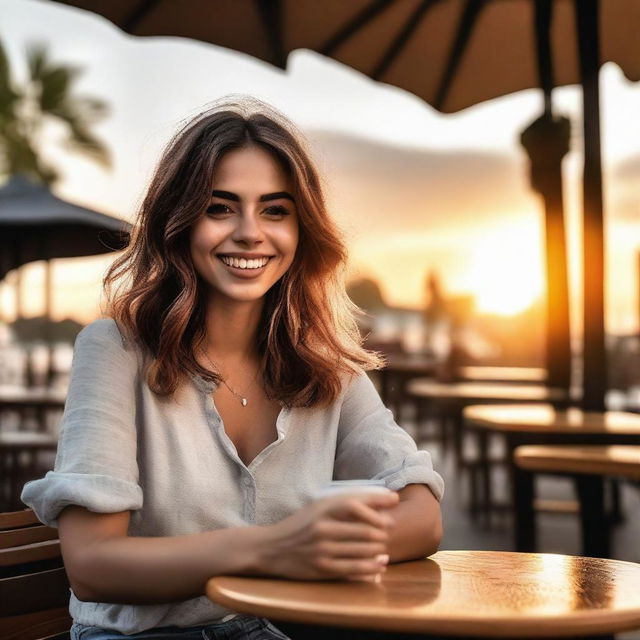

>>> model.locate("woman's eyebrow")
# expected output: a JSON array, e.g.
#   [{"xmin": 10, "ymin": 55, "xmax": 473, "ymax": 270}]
[{"xmin": 211, "ymin": 189, "xmax": 294, "ymax": 202}]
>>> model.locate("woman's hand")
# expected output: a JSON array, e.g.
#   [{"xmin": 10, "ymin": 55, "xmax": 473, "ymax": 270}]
[{"xmin": 256, "ymin": 491, "xmax": 399, "ymax": 581}]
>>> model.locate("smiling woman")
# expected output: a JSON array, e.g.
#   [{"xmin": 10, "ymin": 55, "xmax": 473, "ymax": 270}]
[{"xmin": 20, "ymin": 95, "xmax": 444, "ymax": 640}]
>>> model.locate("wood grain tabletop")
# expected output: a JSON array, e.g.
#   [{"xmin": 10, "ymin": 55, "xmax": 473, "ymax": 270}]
[{"xmin": 206, "ymin": 550, "xmax": 640, "ymax": 637}]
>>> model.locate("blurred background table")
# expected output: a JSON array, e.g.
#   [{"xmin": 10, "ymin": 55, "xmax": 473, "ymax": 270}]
[
  {"xmin": 206, "ymin": 550, "xmax": 640, "ymax": 639},
  {"xmin": 0, "ymin": 385, "xmax": 66, "ymax": 433},
  {"xmin": 459, "ymin": 366, "xmax": 547, "ymax": 384},
  {"xmin": 378, "ymin": 355, "xmax": 437, "ymax": 421},
  {"xmin": 464, "ymin": 404, "xmax": 640, "ymax": 554},
  {"xmin": 0, "ymin": 431, "xmax": 58, "ymax": 510},
  {"xmin": 0, "ymin": 385, "xmax": 65, "ymax": 511},
  {"xmin": 406, "ymin": 380, "xmax": 569, "ymax": 467}
]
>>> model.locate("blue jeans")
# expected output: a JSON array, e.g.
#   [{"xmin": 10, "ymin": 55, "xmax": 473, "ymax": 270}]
[{"xmin": 70, "ymin": 614, "xmax": 291, "ymax": 640}]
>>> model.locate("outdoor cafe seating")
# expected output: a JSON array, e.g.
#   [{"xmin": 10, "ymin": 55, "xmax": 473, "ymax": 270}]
[
  {"xmin": 462, "ymin": 404, "xmax": 640, "ymax": 556},
  {"xmin": 0, "ymin": 385, "xmax": 65, "ymax": 512},
  {"xmin": 513, "ymin": 444, "xmax": 640, "ymax": 558},
  {"xmin": 0, "ymin": 508, "xmax": 70, "ymax": 640},
  {"xmin": 4, "ymin": 506, "xmax": 640, "ymax": 640},
  {"xmin": 2, "ymin": 348, "xmax": 640, "ymax": 638}
]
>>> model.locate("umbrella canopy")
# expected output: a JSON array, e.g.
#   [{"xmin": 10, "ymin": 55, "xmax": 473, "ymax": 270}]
[
  {"xmin": 51, "ymin": 0, "xmax": 640, "ymax": 106},
  {"xmin": 52, "ymin": 0, "xmax": 640, "ymax": 410},
  {"xmin": 0, "ymin": 174, "xmax": 131, "ymax": 280}
]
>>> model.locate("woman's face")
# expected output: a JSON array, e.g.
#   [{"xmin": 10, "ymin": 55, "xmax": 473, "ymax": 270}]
[{"xmin": 189, "ymin": 145, "xmax": 299, "ymax": 307}]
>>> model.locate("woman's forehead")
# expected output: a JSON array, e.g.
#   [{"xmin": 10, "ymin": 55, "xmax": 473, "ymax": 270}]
[
  {"xmin": 210, "ymin": 148, "xmax": 294, "ymax": 197},
  {"xmin": 214, "ymin": 146, "xmax": 286, "ymax": 176}
]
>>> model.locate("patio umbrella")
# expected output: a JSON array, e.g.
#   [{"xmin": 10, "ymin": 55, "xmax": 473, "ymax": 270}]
[
  {"xmin": 0, "ymin": 173, "xmax": 131, "ymax": 383},
  {"xmin": 51, "ymin": 0, "xmax": 640, "ymax": 410}
]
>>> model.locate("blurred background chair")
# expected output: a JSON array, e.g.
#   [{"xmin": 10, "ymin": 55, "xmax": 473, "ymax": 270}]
[
  {"xmin": 0, "ymin": 507, "xmax": 71, "ymax": 640},
  {"xmin": 514, "ymin": 444, "xmax": 640, "ymax": 557}
]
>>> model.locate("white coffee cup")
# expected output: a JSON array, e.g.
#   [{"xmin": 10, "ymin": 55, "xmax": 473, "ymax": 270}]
[
  {"xmin": 313, "ymin": 479, "xmax": 392, "ymax": 582},
  {"xmin": 312, "ymin": 479, "xmax": 390, "ymax": 499}
]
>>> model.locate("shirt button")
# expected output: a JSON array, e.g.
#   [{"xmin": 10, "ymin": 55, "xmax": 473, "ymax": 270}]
[{"xmin": 243, "ymin": 477, "xmax": 252, "ymax": 486}]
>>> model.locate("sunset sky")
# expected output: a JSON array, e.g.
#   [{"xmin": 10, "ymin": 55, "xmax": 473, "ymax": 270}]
[{"xmin": 1, "ymin": 0, "xmax": 639, "ymax": 334}]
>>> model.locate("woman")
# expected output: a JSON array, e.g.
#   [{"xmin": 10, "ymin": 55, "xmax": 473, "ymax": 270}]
[{"xmin": 21, "ymin": 96, "xmax": 444, "ymax": 640}]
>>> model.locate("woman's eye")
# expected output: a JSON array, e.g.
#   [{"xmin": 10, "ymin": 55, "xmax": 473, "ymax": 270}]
[
  {"xmin": 264, "ymin": 205, "xmax": 289, "ymax": 218},
  {"xmin": 206, "ymin": 203, "xmax": 232, "ymax": 215}
]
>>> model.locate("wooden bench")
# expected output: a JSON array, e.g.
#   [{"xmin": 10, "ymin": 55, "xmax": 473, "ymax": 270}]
[
  {"xmin": 0, "ymin": 508, "xmax": 71, "ymax": 640},
  {"xmin": 514, "ymin": 445, "xmax": 640, "ymax": 558}
]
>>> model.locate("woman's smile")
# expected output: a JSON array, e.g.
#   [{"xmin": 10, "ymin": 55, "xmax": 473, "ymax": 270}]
[{"xmin": 216, "ymin": 253, "xmax": 274, "ymax": 278}]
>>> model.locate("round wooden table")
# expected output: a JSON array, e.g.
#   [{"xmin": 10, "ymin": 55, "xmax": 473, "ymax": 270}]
[
  {"xmin": 459, "ymin": 366, "xmax": 547, "ymax": 383},
  {"xmin": 378, "ymin": 356, "xmax": 437, "ymax": 421},
  {"xmin": 206, "ymin": 550, "xmax": 640, "ymax": 638},
  {"xmin": 515, "ymin": 444, "xmax": 640, "ymax": 478},
  {"xmin": 463, "ymin": 404, "xmax": 640, "ymax": 555},
  {"xmin": 407, "ymin": 381, "xmax": 567, "ymax": 403},
  {"xmin": 407, "ymin": 381, "xmax": 569, "ymax": 467}
]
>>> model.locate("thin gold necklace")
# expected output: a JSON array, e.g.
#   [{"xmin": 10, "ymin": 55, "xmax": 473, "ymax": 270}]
[{"xmin": 199, "ymin": 347, "xmax": 260, "ymax": 407}]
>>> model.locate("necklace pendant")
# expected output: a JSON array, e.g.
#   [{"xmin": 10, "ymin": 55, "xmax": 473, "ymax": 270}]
[{"xmin": 241, "ymin": 398, "xmax": 248, "ymax": 407}]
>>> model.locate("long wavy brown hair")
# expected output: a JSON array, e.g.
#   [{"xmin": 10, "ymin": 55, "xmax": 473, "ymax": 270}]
[{"xmin": 102, "ymin": 96, "xmax": 383, "ymax": 407}]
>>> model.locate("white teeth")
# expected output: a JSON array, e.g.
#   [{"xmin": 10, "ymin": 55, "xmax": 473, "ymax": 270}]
[{"xmin": 220, "ymin": 256, "xmax": 270, "ymax": 269}]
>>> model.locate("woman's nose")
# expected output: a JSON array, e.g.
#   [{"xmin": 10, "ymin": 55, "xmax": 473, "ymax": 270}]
[{"xmin": 232, "ymin": 211, "xmax": 264, "ymax": 245}]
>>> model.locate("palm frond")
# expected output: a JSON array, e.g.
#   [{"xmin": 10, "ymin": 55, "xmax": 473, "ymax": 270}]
[
  {"xmin": 0, "ymin": 39, "xmax": 21, "ymax": 126},
  {"xmin": 48, "ymin": 100, "xmax": 111, "ymax": 167},
  {"xmin": 1, "ymin": 126, "xmax": 58, "ymax": 183},
  {"xmin": 2, "ymin": 41, "xmax": 111, "ymax": 182},
  {"xmin": 63, "ymin": 119, "xmax": 111, "ymax": 167}
]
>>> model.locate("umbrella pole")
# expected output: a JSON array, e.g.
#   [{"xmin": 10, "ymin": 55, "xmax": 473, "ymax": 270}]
[
  {"xmin": 575, "ymin": 0, "xmax": 607, "ymax": 411},
  {"xmin": 45, "ymin": 257, "xmax": 55, "ymax": 388},
  {"xmin": 520, "ymin": 113, "xmax": 572, "ymax": 392},
  {"xmin": 15, "ymin": 267, "xmax": 24, "ymax": 320}
]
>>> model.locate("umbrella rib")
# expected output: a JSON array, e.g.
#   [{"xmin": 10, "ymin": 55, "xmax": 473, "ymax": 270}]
[
  {"xmin": 254, "ymin": 0, "xmax": 286, "ymax": 68},
  {"xmin": 320, "ymin": 0, "xmax": 397, "ymax": 57},
  {"xmin": 534, "ymin": 0, "xmax": 555, "ymax": 111},
  {"xmin": 435, "ymin": 0, "xmax": 488, "ymax": 111},
  {"xmin": 372, "ymin": 0, "xmax": 440, "ymax": 81},
  {"xmin": 123, "ymin": 0, "xmax": 163, "ymax": 32}
]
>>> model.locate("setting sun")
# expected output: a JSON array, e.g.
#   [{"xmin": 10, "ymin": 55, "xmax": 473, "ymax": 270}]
[{"xmin": 465, "ymin": 221, "xmax": 544, "ymax": 316}]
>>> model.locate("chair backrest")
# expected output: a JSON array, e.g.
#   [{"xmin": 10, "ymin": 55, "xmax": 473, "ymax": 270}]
[{"xmin": 0, "ymin": 508, "xmax": 71, "ymax": 640}]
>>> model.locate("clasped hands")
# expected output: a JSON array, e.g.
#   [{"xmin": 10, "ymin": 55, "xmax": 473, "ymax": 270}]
[{"xmin": 259, "ymin": 490, "xmax": 398, "ymax": 582}]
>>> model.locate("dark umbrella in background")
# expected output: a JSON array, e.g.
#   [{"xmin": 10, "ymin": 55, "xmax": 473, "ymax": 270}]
[
  {"xmin": 52, "ymin": 0, "xmax": 640, "ymax": 410},
  {"xmin": 0, "ymin": 173, "xmax": 131, "ymax": 385}
]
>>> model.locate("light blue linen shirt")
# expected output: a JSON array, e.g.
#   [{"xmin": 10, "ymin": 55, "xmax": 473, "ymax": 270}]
[{"xmin": 21, "ymin": 318, "xmax": 444, "ymax": 635}]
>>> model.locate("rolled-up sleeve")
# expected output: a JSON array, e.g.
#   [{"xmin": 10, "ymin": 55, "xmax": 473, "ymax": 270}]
[
  {"xmin": 21, "ymin": 318, "xmax": 143, "ymax": 527},
  {"xmin": 334, "ymin": 371, "xmax": 444, "ymax": 501}
]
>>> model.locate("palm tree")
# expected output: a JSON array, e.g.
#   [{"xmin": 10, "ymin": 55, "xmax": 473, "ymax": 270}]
[
  {"xmin": 0, "ymin": 39, "xmax": 112, "ymax": 384},
  {"xmin": 0, "ymin": 38, "xmax": 110, "ymax": 183}
]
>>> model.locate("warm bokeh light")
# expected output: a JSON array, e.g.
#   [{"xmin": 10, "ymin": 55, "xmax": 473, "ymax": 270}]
[{"xmin": 464, "ymin": 220, "xmax": 544, "ymax": 316}]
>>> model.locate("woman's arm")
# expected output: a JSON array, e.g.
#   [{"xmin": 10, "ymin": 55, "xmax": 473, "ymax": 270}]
[
  {"xmin": 384, "ymin": 483, "xmax": 443, "ymax": 563},
  {"xmin": 59, "ymin": 506, "xmax": 266, "ymax": 605},
  {"xmin": 61, "ymin": 491, "xmax": 398, "ymax": 605}
]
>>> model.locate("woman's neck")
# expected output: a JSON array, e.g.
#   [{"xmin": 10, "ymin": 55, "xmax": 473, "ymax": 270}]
[{"xmin": 202, "ymin": 296, "xmax": 263, "ymax": 365}]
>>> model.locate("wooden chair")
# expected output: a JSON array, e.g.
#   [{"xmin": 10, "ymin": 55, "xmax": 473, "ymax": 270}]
[
  {"xmin": 0, "ymin": 508, "xmax": 71, "ymax": 640},
  {"xmin": 514, "ymin": 444, "xmax": 640, "ymax": 558}
]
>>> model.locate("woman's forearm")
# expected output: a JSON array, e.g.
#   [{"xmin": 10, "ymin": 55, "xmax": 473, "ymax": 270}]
[
  {"xmin": 385, "ymin": 484, "xmax": 443, "ymax": 563},
  {"xmin": 74, "ymin": 486, "xmax": 441, "ymax": 604},
  {"xmin": 75, "ymin": 525, "xmax": 266, "ymax": 605}
]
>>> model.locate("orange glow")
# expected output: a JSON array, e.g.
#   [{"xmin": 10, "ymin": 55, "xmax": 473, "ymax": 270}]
[{"xmin": 461, "ymin": 220, "xmax": 543, "ymax": 316}]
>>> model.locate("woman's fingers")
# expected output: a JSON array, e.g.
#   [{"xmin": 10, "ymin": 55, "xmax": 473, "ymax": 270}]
[
  {"xmin": 318, "ymin": 519, "xmax": 389, "ymax": 542},
  {"xmin": 324, "ymin": 491, "xmax": 398, "ymax": 530},
  {"xmin": 320, "ymin": 540, "xmax": 388, "ymax": 558},
  {"xmin": 319, "ymin": 555, "xmax": 389, "ymax": 577}
]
